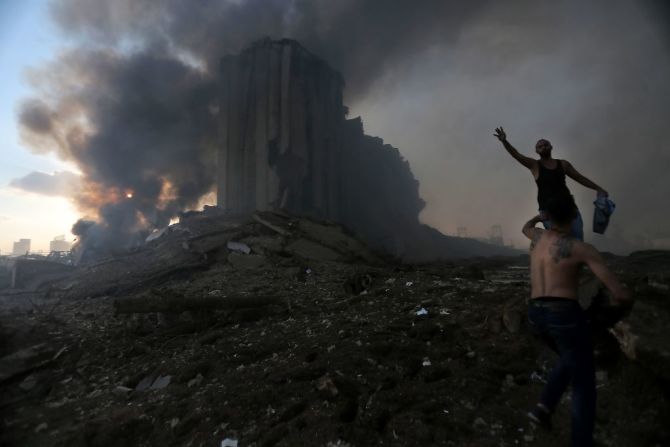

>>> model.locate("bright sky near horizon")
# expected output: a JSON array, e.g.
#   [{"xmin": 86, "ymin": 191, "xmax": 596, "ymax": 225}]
[{"xmin": 0, "ymin": 0, "xmax": 80, "ymax": 254}]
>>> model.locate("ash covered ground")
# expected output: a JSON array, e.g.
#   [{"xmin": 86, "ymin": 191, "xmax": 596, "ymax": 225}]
[{"xmin": 1, "ymin": 211, "xmax": 668, "ymax": 447}]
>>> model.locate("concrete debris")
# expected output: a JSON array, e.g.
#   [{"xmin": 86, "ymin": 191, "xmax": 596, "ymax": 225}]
[
  {"xmin": 220, "ymin": 438, "xmax": 238, "ymax": 447},
  {"xmin": 19, "ymin": 374, "xmax": 37, "ymax": 392},
  {"xmin": 343, "ymin": 273, "xmax": 372, "ymax": 295},
  {"xmin": 145, "ymin": 227, "xmax": 169, "ymax": 243},
  {"xmin": 1, "ymin": 207, "xmax": 669, "ymax": 447},
  {"xmin": 285, "ymin": 238, "xmax": 342, "ymax": 262},
  {"xmin": 150, "ymin": 375, "xmax": 171, "ymax": 390},
  {"xmin": 0, "ymin": 343, "xmax": 58, "ymax": 383},
  {"xmin": 226, "ymin": 241, "xmax": 251, "ymax": 255}
]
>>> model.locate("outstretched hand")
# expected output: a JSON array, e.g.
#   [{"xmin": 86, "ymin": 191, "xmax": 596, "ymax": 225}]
[{"xmin": 493, "ymin": 127, "xmax": 506, "ymax": 142}]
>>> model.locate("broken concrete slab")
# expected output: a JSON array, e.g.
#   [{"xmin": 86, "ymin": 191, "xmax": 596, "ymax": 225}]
[
  {"xmin": 227, "ymin": 241, "xmax": 251, "ymax": 254},
  {"xmin": 285, "ymin": 238, "xmax": 342, "ymax": 262},
  {"xmin": 0, "ymin": 343, "xmax": 58, "ymax": 383},
  {"xmin": 297, "ymin": 220, "xmax": 379, "ymax": 263}
]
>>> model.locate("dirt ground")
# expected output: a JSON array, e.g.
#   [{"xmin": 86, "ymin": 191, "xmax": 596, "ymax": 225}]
[{"xmin": 1, "ymin": 216, "xmax": 668, "ymax": 446}]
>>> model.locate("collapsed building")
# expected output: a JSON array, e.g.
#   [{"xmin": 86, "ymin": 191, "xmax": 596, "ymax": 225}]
[{"xmin": 216, "ymin": 38, "xmax": 515, "ymax": 261}]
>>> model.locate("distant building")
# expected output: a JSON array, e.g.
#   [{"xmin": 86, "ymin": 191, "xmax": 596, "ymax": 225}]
[
  {"xmin": 12, "ymin": 238, "xmax": 31, "ymax": 256},
  {"xmin": 50, "ymin": 235, "xmax": 71, "ymax": 253}
]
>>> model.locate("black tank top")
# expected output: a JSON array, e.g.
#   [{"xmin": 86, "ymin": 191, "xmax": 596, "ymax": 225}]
[{"xmin": 535, "ymin": 160, "xmax": 571, "ymax": 209}]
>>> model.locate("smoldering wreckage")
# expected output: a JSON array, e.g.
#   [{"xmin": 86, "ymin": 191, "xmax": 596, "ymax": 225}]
[{"xmin": 1, "ymin": 40, "xmax": 668, "ymax": 447}]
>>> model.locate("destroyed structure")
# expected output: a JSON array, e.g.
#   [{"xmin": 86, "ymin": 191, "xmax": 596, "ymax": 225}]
[{"xmin": 216, "ymin": 39, "xmax": 516, "ymax": 261}]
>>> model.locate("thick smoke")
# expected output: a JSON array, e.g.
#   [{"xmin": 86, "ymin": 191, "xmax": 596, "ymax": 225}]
[
  {"xmin": 17, "ymin": 0, "xmax": 670, "ymax": 254},
  {"xmin": 20, "ymin": 47, "xmax": 217, "ymax": 250},
  {"xmin": 18, "ymin": 0, "xmax": 491, "ymax": 253}
]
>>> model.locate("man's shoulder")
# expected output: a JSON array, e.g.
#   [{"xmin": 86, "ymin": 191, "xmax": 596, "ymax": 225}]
[{"xmin": 569, "ymin": 238, "xmax": 596, "ymax": 258}]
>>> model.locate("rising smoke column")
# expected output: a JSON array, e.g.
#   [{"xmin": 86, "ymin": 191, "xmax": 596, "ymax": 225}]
[
  {"xmin": 18, "ymin": 0, "xmax": 670, "ymax": 254},
  {"xmin": 18, "ymin": 0, "xmax": 490, "ymax": 251},
  {"xmin": 20, "ymin": 47, "xmax": 217, "ymax": 249}
]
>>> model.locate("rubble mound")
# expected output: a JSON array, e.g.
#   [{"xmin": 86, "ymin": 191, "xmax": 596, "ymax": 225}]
[{"xmin": 0, "ymin": 213, "xmax": 668, "ymax": 447}]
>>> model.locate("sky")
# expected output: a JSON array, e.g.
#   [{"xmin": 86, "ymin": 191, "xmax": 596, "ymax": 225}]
[
  {"xmin": 0, "ymin": 0, "xmax": 80, "ymax": 253},
  {"xmin": 2, "ymin": 0, "xmax": 669, "ymax": 255}
]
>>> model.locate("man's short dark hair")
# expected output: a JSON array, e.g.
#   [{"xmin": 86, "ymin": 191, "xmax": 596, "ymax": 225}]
[{"xmin": 546, "ymin": 194, "xmax": 577, "ymax": 226}]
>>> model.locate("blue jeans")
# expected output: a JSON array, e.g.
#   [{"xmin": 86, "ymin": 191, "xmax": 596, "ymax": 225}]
[
  {"xmin": 528, "ymin": 299, "xmax": 595, "ymax": 447},
  {"xmin": 540, "ymin": 208, "xmax": 584, "ymax": 241}
]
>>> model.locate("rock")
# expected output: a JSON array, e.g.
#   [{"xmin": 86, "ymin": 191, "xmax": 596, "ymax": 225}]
[
  {"xmin": 502, "ymin": 307, "xmax": 522, "ymax": 334},
  {"xmin": 473, "ymin": 417, "xmax": 488, "ymax": 430},
  {"xmin": 226, "ymin": 241, "xmax": 251, "ymax": 254},
  {"xmin": 19, "ymin": 374, "xmax": 37, "ymax": 392},
  {"xmin": 0, "ymin": 343, "xmax": 57, "ymax": 383},
  {"xmin": 343, "ymin": 273, "xmax": 372, "ymax": 295},
  {"xmin": 316, "ymin": 375, "xmax": 339, "ymax": 399},
  {"xmin": 135, "ymin": 375, "xmax": 154, "ymax": 391},
  {"xmin": 297, "ymin": 220, "xmax": 378, "ymax": 262},
  {"xmin": 227, "ymin": 252, "xmax": 268, "ymax": 270},
  {"xmin": 150, "ymin": 375, "xmax": 171, "ymax": 390},
  {"xmin": 610, "ymin": 300, "xmax": 670, "ymax": 382},
  {"xmin": 187, "ymin": 373, "xmax": 203, "ymax": 388},
  {"xmin": 113, "ymin": 385, "xmax": 133, "ymax": 395}
]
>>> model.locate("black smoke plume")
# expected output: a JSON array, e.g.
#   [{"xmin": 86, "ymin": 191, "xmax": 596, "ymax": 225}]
[{"xmin": 18, "ymin": 0, "xmax": 489, "ymax": 255}]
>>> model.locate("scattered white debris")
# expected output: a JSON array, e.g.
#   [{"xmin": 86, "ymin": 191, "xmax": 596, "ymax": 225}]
[
  {"xmin": 146, "ymin": 227, "xmax": 169, "ymax": 242},
  {"xmin": 221, "ymin": 438, "xmax": 238, "ymax": 447},
  {"xmin": 187, "ymin": 374, "xmax": 203, "ymax": 388},
  {"xmin": 150, "ymin": 375, "xmax": 171, "ymax": 390},
  {"xmin": 227, "ymin": 241, "xmax": 251, "ymax": 254},
  {"xmin": 530, "ymin": 371, "xmax": 547, "ymax": 384}
]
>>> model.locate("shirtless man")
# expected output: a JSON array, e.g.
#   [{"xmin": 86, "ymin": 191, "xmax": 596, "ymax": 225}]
[
  {"xmin": 522, "ymin": 194, "xmax": 631, "ymax": 446},
  {"xmin": 494, "ymin": 126, "xmax": 608, "ymax": 240}
]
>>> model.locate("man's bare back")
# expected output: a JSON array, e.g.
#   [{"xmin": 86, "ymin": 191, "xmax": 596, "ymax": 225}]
[
  {"xmin": 523, "ymin": 216, "xmax": 629, "ymax": 303},
  {"xmin": 528, "ymin": 228, "xmax": 581, "ymax": 299}
]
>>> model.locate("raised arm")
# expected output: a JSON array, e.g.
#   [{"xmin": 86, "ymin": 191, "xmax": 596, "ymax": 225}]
[
  {"xmin": 522, "ymin": 215, "xmax": 544, "ymax": 241},
  {"xmin": 494, "ymin": 127, "xmax": 537, "ymax": 170},
  {"xmin": 581, "ymin": 244, "xmax": 630, "ymax": 304},
  {"xmin": 562, "ymin": 160, "xmax": 608, "ymax": 196}
]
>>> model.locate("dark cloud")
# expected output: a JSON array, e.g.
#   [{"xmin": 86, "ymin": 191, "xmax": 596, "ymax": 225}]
[
  {"xmin": 352, "ymin": 0, "xmax": 670, "ymax": 252},
  {"xmin": 9, "ymin": 170, "xmax": 81, "ymax": 197},
  {"xmin": 48, "ymin": 0, "xmax": 490, "ymax": 100},
  {"xmin": 18, "ymin": 99, "xmax": 54, "ymax": 134},
  {"xmin": 15, "ymin": 0, "xmax": 670, "ymax": 253}
]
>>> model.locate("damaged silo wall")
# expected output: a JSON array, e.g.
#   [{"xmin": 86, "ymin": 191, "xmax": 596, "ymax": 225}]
[
  {"xmin": 218, "ymin": 38, "xmax": 345, "ymax": 218},
  {"xmin": 217, "ymin": 39, "xmax": 514, "ymax": 260}
]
